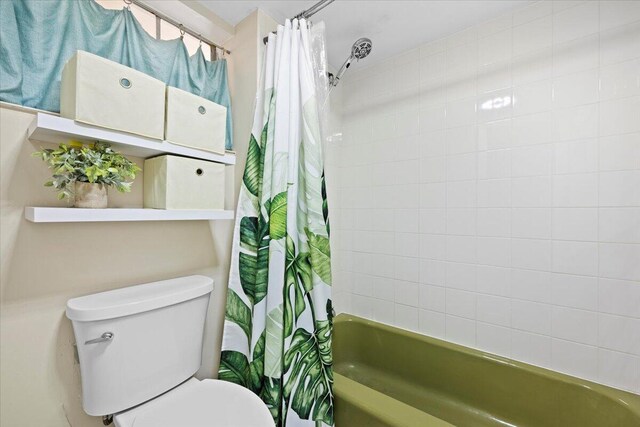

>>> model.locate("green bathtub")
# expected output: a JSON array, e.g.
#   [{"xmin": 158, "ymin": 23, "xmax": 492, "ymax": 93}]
[{"xmin": 333, "ymin": 314, "xmax": 640, "ymax": 427}]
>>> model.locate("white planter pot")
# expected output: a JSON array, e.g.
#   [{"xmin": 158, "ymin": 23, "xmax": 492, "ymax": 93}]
[{"xmin": 74, "ymin": 182, "xmax": 107, "ymax": 208}]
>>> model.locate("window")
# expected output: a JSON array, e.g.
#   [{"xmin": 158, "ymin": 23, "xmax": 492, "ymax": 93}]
[{"xmin": 95, "ymin": 0, "xmax": 215, "ymax": 60}]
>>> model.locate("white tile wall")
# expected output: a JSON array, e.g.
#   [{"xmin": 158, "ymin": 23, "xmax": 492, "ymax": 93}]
[{"xmin": 328, "ymin": 1, "xmax": 640, "ymax": 394}]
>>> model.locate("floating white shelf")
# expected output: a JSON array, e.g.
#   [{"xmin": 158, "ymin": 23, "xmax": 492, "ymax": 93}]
[
  {"xmin": 28, "ymin": 113, "xmax": 236, "ymax": 165},
  {"xmin": 25, "ymin": 207, "xmax": 234, "ymax": 223}
]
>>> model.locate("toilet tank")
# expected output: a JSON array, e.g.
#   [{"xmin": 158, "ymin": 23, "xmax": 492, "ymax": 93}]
[{"xmin": 66, "ymin": 275, "xmax": 213, "ymax": 416}]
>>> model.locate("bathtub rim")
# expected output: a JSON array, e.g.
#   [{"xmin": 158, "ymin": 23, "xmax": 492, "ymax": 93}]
[{"xmin": 333, "ymin": 313, "xmax": 640, "ymax": 417}]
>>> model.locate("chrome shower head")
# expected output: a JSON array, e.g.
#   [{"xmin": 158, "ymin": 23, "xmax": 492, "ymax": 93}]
[
  {"xmin": 330, "ymin": 37, "xmax": 373, "ymax": 88},
  {"xmin": 351, "ymin": 38, "xmax": 372, "ymax": 60}
]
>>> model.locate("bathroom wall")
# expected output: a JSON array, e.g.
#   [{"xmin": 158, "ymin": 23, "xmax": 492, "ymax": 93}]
[
  {"xmin": 0, "ymin": 9, "xmax": 276, "ymax": 427},
  {"xmin": 327, "ymin": 0, "xmax": 640, "ymax": 394}
]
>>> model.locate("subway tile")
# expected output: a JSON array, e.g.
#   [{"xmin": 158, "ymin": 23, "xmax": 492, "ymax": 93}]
[
  {"xmin": 446, "ymin": 41, "xmax": 478, "ymax": 73},
  {"xmin": 420, "ymin": 183, "xmax": 446, "ymax": 209},
  {"xmin": 599, "ymin": 313, "xmax": 640, "ymax": 355},
  {"xmin": 477, "ymin": 294, "xmax": 511, "ymax": 326},
  {"xmin": 478, "ymin": 149, "xmax": 511, "ymax": 180},
  {"xmin": 599, "ymin": 243, "xmax": 640, "ymax": 282},
  {"xmin": 477, "ymin": 265, "xmax": 511, "ymax": 297},
  {"xmin": 600, "ymin": 1, "xmax": 640, "ymax": 32},
  {"xmin": 446, "ymin": 288, "xmax": 477, "ymax": 319},
  {"xmin": 599, "ymin": 171, "xmax": 640, "ymax": 207},
  {"xmin": 446, "ymin": 26, "xmax": 478, "ymax": 49},
  {"xmin": 512, "ymin": 208, "xmax": 552, "ymax": 239},
  {"xmin": 598, "ymin": 349, "xmax": 640, "ymax": 393},
  {"xmin": 511, "ymin": 300, "xmax": 552, "ymax": 334},
  {"xmin": 420, "ymin": 259, "xmax": 447, "ymax": 287},
  {"xmin": 552, "ymin": 339, "xmax": 599, "ymax": 382},
  {"xmin": 477, "ymin": 237, "xmax": 511, "ymax": 268},
  {"xmin": 599, "ymin": 96, "xmax": 640, "ymax": 136},
  {"xmin": 552, "ymin": 240, "xmax": 599, "ymax": 276},
  {"xmin": 446, "ymin": 125, "xmax": 477, "ymax": 155},
  {"xmin": 478, "ymin": 12, "xmax": 513, "ymax": 38},
  {"xmin": 478, "ymin": 118, "xmax": 511, "ymax": 150},
  {"xmin": 477, "ymin": 208, "xmax": 511, "ymax": 237},
  {"xmin": 552, "ymin": 207, "xmax": 598, "ymax": 241},
  {"xmin": 445, "ymin": 315, "xmax": 476, "ymax": 347},
  {"xmin": 478, "ymin": 28, "xmax": 512, "ymax": 66},
  {"xmin": 512, "ymin": 238, "xmax": 552, "ymax": 271},
  {"xmin": 511, "ymin": 268, "xmax": 552, "ymax": 304},
  {"xmin": 552, "ymin": 68, "xmax": 599, "ymax": 108},
  {"xmin": 395, "ymin": 304, "xmax": 420, "ymax": 331},
  {"xmin": 447, "ymin": 180, "xmax": 477, "ymax": 207},
  {"xmin": 446, "ymin": 208, "xmax": 477, "ymax": 236},
  {"xmin": 351, "ymin": 294, "xmax": 372, "ymax": 318},
  {"xmin": 419, "ymin": 157, "xmax": 446, "ymax": 183},
  {"xmin": 598, "ymin": 278, "xmax": 640, "ymax": 318},
  {"xmin": 419, "ymin": 284, "xmax": 446, "ymax": 312},
  {"xmin": 446, "ymin": 68, "xmax": 477, "ymax": 102},
  {"xmin": 395, "ymin": 256, "xmax": 420, "ymax": 282},
  {"xmin": 446, "ymin": 235, "xmax": 477, "ymax": 264},
  {"xmin": 446, "ymin": 97, "xmax": 477, "ymax": 128},
  {"xmin": 420, "ymin": 51, "xmax": 446, "ymax": 82},
  {"xmin": 419, "ymin": 105, "xmax": 447, "ymax": 132},
  {"xmin": 511, "ymin": 144, "xmax": 553, "ymax": 177},
  {"xmin": 599, "ymin": 208, "xmax": 640, "ymax": 244},
  {"xmin": 477, "ymin": 88, "xmax": 513, "ymax": 123},
  {"xmin": 371, "ymin": 299, "xmax": 395, "ymax": 324},
  {"xmin": 600, "ymin": 21, "xmax": 640, "ymax": 66},
  {"xmin": 552, "ymin": 103, "xmax": 599, "ymax": 142},
  {"xmin": 420, "ymin": 130, "xmax": 446, "ymax": 158},
  {"xmin": 513, "ymin": 16, "xmax": 552, "ymax": 54},
  {"xmin": 353, "ymin": 273, "xmax": 374, "ymax": 296},
  {"xmin": 445, "ymin": 261, "xmax": 477, "ymax": 291},
  {"xmin": 512, "ymin": 48, "xmax": 553, "ymax": 86},
  {"xmin": 477, "ymin": 323, "xmax": 512, "ymax": 356},
  {"xmin": 419, "ymin": 208, "xmax": 446, "ymax": 234},
  {"xmin": 553, "ymin": 173, "xmax": 598, "ymax": 207},
  {"xmin": 395, "ymin": 209, "xmax": 420, "ymax": 232},
  {"xmin": 447, "ymin": 153, "xmax": 477, "ymax": 181},
  {"xmin": 512, "ymin": 176, "xmax": 552, "ymax": 207},
  {"xmin": 512, "ymin": 111, "xmax": 553, "ymax": 146},
  {"xmin": 554, "ymin": 138, "xmax": 598, "ymax": 174},
  {"xmin": 478, "ymin": 61, "xmax": 512, "ymax": 93},
  {"xmin": 371, "ymin": 276, "xmax": 395, "ymax": 301},
  {"xmin": 552, "ymin": 1, "xmax": 599, "ymax": 45},
  {"xmin": 599, "ymin": 59, "xmax": 640, "ymax": 100},
  {"xmin": 395, "ymin": 280, "xmax": 420, "ymax": 306},
  {"xmin": 553, "ymin": 34, "xmax": 599, "ymax": 76},
  {"xmin": 598, "ymin": 133, "xmax": 640, "ymax": 171},
  {"xmin": 513, "ymin": 79, "xmax": 553, "ymax": 116},
  {"xmin": 512, "ymin": 330, "xmax": 552, "ymax": 367},
  {"xmin": 552, "ymin": 306, "xmax": 598, "ymax": 345},
  {"xmin": 419, "ymin": 309, "xmax": 446, "ymax": 339},
  {"xmin": 478, "ymin": 179, "xmax": 511, "ymax": 207},
  {"xmin": 394, "ymin": 232, "xmax": 420, "ymax": 257},
  {"xmin": 551, "ymin": 273, "xmax": 598, "ymax": 310},
  {"xmin": 420, "ymin": 234, "xmax": 447, "ymax": 260}
]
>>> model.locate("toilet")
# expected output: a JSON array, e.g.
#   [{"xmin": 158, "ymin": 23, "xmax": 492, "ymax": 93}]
[{"xmin": 66, "ymin": 275, "xmax": 273, "ymax": 427}]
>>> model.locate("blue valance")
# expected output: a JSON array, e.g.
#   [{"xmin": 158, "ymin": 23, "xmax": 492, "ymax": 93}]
[{"xmin": 0, "ymin": 0, "xmax": 233, "ymax": 150}]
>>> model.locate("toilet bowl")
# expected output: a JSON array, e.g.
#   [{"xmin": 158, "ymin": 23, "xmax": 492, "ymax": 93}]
[
  {"xmin": 113, "ymin": 378, "xmax": 273, "ymax": 427},
  {"xmin": 66, "ymin": 275, "xmax": 273, "ymax": 426}
]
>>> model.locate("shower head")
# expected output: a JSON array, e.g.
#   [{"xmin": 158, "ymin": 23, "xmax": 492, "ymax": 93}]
[
  {"xmin": 351, "ymin": 38, "xmax": 373, "ymax": 60},
  {"xmin": 330, "ymin": 37, "xmax": 373, "ymax": 88}
]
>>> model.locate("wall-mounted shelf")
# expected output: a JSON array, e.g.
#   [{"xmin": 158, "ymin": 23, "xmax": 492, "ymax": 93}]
[
  {"xmin": 28, "ymin": 113, "xmax": 236, "ymax": 165},
  {"xmin": 25, "ymin": 207, "xmax": 234, "ymax": 223}
]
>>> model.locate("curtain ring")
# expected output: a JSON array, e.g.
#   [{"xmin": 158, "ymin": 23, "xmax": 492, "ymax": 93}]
[
  {"xmin": 179, "ymin": 24, "xmax": 186, "ymax": 39},
  {"xmin": 123, "ymin": 0, "xmax": 132, "ymax": 10},
  {"xmin": 199, "ymin": 35, "xmax": 203, "ymax": 46}
]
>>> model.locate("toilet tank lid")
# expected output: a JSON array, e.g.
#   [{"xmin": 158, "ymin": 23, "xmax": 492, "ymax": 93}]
[{"xmin": 66, "ymin": 275, "xmax": 213, "ymax": 321}]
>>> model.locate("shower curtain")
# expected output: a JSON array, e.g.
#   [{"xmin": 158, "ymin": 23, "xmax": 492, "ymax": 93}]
[{"xmin": 218, "ymin": 19, "xmax": 334, "ymax": 427}]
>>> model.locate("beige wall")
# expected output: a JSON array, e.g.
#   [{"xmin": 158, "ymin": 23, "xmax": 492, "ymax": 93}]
[{"xmin": 0, "ymin": 10, "xmax": 277, "ymax": 427}]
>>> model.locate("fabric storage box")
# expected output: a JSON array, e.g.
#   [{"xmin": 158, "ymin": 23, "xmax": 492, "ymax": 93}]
[
  {"xmin": 60, "ymin": 50, "xmax": 166, "ymax": 140},
  {"xmin": 165, "ymin": 86, "xmax": 226, "ymax": 154},
  {"xmin": 143, "ymin": 155, "xmax": 225, "ymax": 210}
]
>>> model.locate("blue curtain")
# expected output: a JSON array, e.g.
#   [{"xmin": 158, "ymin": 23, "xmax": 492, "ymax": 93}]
[{"xmin": 0, "ymin": 0, "xmax": 233, "ymax": 150}]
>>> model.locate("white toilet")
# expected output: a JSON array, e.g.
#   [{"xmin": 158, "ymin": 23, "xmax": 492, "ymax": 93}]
[{"xmin": 66, "ymin": 275, "xmax": 273, "ymax": 427}]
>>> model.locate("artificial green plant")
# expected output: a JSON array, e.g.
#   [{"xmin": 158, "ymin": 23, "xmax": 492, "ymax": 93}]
[{"xmin": 33, "ymin": 141, "xmax": 141, "ymax": 199}]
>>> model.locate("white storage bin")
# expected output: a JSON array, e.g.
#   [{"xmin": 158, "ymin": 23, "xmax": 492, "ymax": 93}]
[
  {"xmin": 143, "ymin": 155, "xmax": 225, "ymax": 210},
  {"xmin": 60, "ymin": 51, "xmax": 166, "ymax": 140},
  {"xmin": 165, "ymin": 86, "xmax": 226, "ymax": 155}
]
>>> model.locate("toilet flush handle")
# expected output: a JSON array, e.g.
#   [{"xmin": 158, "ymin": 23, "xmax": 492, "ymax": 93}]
[{"xmin": 85, "ymin": 332, "xmax": 114, "ymax": 345}]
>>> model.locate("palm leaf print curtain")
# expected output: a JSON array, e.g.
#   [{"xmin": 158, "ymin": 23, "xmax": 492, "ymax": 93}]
[{"xmin": 219, "ymin": 19, "xmax": 334, "ymax": 427}]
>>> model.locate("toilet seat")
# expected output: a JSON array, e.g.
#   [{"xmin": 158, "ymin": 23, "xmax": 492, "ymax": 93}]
[{"xmin": 113, "ymin": 378, "xmax": 274, "ymax": 427}]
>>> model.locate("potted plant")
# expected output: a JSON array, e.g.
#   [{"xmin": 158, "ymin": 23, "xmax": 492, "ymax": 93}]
[{"xmin": 33, "ymin": 141, "xmax": 141, "ymax": 208}]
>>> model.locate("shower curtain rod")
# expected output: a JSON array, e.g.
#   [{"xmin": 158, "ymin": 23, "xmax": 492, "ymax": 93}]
[{"xmin": 262, "ymin": 0, "xmax": 335, "ymax": 44}]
